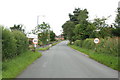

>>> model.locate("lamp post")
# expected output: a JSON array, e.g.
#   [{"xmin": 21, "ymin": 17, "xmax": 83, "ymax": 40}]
[{"xmin": 37, "ymin": 15, "xmax": 45, "ymax": 26}]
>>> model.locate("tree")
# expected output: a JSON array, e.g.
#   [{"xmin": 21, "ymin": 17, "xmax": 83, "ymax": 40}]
[
  {"xmin": 10, "ymin": 24, "xmax": 25, "ymax": 33},
  {"xmin": 62, "ymin": 8, "xmax": 90, "ymax": 41},
  {"xmin": 112, "ymin": 8, "xmax": 120, "ymax": 36},
  {"xmin": 62, "ymin": 21, "xmax": 76, "ymax": 44},
  {"xmin": 69, "ymin": 8, "xmax": 89, "ymax": 24},
  {"xmin": 50, "ymin": 31, "xmax": 56, "ymax": 41},
  {"xmin": 37, "ymin": 22, "xmax": 50, "ymax": 46},
  {"xmin": 92, "ymin": 17, "xmax": 113, "ymax": 38},
  {"xmin": 115, "ymin": 8, "xmax": 120, "ymax": 28},
  {"xmin": 73, "ymin": 8, "xmax": 90, "ymax": 40}
]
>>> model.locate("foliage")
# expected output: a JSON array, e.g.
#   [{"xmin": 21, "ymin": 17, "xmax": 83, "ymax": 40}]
[
  {"xmin": 112, "ymin": 28, "xmax": 120, "ymax": 37},
  {"xmin": 50, "ymin": 31, "xmax": 56, "ymax": 41},
  {"xmin": 2, "ymin": 27, "xmax": 17, "ymax": 60},
  {"xmin": 2, "ymin": 26, "xmax": 29, "ymax": 60},
  {"xmin": 73, "ymin": 37, "xmax": 119, "ymax": 56},
  {"xmin": 62, "ymin": 21, "xmax": 75, "ymax": 43},
  {"xmin": 36, "ymin": 41, "xmax": 61, "ymax": 51},
  {"xmin": 92, "ymin": 17, "xmax": 114, "ymax": 38},
  {"xmin": 32, "ymin": 22, "xmax": 55, "ymax": 46},
  {"xmin": 51, "ymin": 41, "xmax": 60, "ymax": 46},
  {"xmin": 62, "ymin": 8, "xmax": 97, "ymax": 41},
  {"xmin": 93, "ymin": 17, "xmax": 107, "ymax": 28},
  {"xmin": 97, "ymin": 27, "xmax": 113, "ymax": 38},
  {"xmin": 12, "ymin": 30, "xmax": 29, "ymax": 55},
  {"xmin": 70, "ymin": 8, "xmax": 89, "ymax": 40},
  {"xmin": 74, "ymin": 40, "xmax": 83, "ymax": 47},
  {"xmin": 2, "ymin": 50, "xmax": 42, "ymax": 78},
  {"xmin": 112, "ymin": 8, "xmax": 120, "ymax": 37},
  {"xmin": 38, "ymin": 31, "xmax": 49, "ymax": 46},
  {"xmin": 10, "ymin": 24, "xmax": 25, "ymax": 33},
  {"xmin": 62, "ymin": 7, "xmax": 119, "ymax": 41},
  {"xmin": 74, "ymin": 22, "xmax": 96, "ymax": 40},
  {"xmin": 36, "ymin": 46, "xmax": 50, "ymax": 51},
  {"xmin": 115, "ymin": 8, "xmax": 120, "ymax": 28}
]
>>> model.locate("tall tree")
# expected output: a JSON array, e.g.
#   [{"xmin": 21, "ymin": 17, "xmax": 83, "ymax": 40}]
[
  {"xmin": 92, "ymin": 17, "xmax": 113, "ymax": 38},
  {"xmin": 112, "ymin": 8, "xmax": 120, "ymax": 36},
  {"xmin": 73, "ymin": 8, "xmax": 90, "ymax": 40},
  {"xmin": 62, "ymin": 8, "xmax": 89, "ymax": 41},
  {"xmin": 37, "ymin": 22, "xmax": 50, "ymax": 46},
  {"xmin": 115, "ymin": 8, "xmax": 120, "ymax": 28},
  {"xmin": 50, "ymin": 31, "xmax": 56, "ymax": 41},
  {"xmin": 62, "ymin": 21, "xmax": 76, "ymax": 44},
  {"xmin": 10, "ymin": 24, "xmax": 25, "ymax": 33}
]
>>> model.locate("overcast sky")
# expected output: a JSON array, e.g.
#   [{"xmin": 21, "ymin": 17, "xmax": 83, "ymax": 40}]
[{"xmin": 0, "ymin": 0, "xmax": 119, "ymax": 35}]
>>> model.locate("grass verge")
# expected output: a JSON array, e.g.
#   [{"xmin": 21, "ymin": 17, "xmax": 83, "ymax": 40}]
[
  {"xmin": 68, "ymin": 44, "xmax": 119, "ymax": 71},
  {"xmin": 2, "ymin": 50, "xmax": 42, "ymax": 78},
  {"xmin": 52, "ymin": 41, "xmax": 61, "ymax": 46},
  {"xmin": 36, "ymin": 41, "xmax": 62, "ymax": 51},
  {"xmin": 36, "ymin": 46, "xmax": 50, "ymax": 51}
]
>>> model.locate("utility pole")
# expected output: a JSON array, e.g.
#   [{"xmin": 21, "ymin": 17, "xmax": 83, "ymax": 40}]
[
  {"xmin": 37, "ymin": 15, "xmax": 45, "ymax": 26},
  {"xmin": 37, "ymin": 16, "xmax": 39, "ymax": 26}
]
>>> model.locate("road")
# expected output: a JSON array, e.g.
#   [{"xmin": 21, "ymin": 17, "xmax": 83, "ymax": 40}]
[{"xmin": 17, "ymin": 41, "xmax": 118, "ymax": 78}]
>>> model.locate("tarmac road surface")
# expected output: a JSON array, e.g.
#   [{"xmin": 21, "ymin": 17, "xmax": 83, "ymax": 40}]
[{"xmin": 17, "ymin": 41, "xmax": 118, "ymax": 78}]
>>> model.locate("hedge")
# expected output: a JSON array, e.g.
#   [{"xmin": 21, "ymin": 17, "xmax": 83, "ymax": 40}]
[
  {"xmin": 12, "ymin": 31, "xmax": 28, "ymax": 55},
  {"xmin": 2, "ymin": 26, "xmax": 29, "ymax": 60},
  {"xmin": 74, "ymin": 37, "xmax": 119, "ymax": 56},
  {"xmin": 2, "ymin": 27, "xmax": 17, "ymax": 60}
]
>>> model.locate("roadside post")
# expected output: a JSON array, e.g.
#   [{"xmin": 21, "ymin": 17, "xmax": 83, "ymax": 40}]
[
  {"xmin": 94, "ymin": 38, "xmax": 100, "ymax": 52},
  {"xmin": 32, "ymin": 38, "xmax": 38, "ymax": 52}
]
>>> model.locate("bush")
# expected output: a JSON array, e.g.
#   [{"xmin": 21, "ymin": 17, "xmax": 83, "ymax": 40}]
[
  {"xmin": 2, "ymin": 27, "xmax": 17, "ymax": 60},
  {"xmin": 73, "ymin": 37, "xmax": 118, "ymax": 56},
  {"xmin": 74, "ymin": 40, "xmax": 83, "ymax": 47},
  {"xmin": 82, "ymin": 38, "xmax": 95, "ymax": 50},
  {"xmin": 2, "ymin": 26, "xmax": 29, "ymax": 60},
  {"xmin": 12, "ymin": 30, "xmax": 28, "ymax": 55}
]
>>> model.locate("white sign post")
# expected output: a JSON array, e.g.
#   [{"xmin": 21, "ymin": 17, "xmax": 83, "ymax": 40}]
[
  {"xmin": 94, "ymin": 38, "xmax": 100, "ymax": 52},
  {"xmin": 94, "ymin": 38, "xmax": 100, "ymax": 44},
  {"xmin": 32, "ymin": 38, "xmax": 38, "ymax": 52},
  {"xmin": 33, "ymin": 38, "xmax": 38, "ymax": 45}
]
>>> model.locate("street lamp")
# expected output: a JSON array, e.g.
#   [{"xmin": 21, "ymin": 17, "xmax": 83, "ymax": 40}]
[{"xmin": 37, "ymin": 15, "xmax": 45, "ymax": 26}]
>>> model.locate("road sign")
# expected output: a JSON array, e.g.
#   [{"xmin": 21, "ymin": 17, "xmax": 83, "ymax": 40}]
[
  {"xmin": 94, "ymin": 38, "xmax": 100, "ymax": 44},
  {"xmin": 33, "ymin": 38, "xmax": 38, "ymax": 44}
]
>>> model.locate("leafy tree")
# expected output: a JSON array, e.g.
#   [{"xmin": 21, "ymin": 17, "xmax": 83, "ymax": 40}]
[
  {"xmin": 92, "ymin": 17, "xmax": 113, "ymax": 38},
  {"xmin": 112, "ymin": 8, "xmax": 120, "ymax": 36},
  {"xmin": 93, "ymin": 17, "xmax": 107, "ymax": 28},
  {"xmin": 69, "ymin": 8, "xmax": 88, "ymax": 24},
  {"xmin": 115, "ymin": 8, "xmax": 120, "ymax": 28},
  {"xmin": 62, "ymin": 21, "xmax": 76, "ymax": 44},
  {"xmin": 12, "ymin": 30, "xmax": 29, "ymax": 55},
  {"xmin": 62, "ymin": 8, "xmax": 89, "ymax": 42},
  {"xmin": 98, "ymin": 27, "xmax": 113, "ymax": 38},
  {"xmin": 50, "ymin": 31, "xmax": 56, "ymax": 41},
  {"xmin": 38, "ymin": 31, "xmax": 49, "ymax": 46},
  {"xmin": 73, "ymin": 8, "xmax": 90, "ymax": 40},
  {"xmin": 10, "ymin": 24, "xmax": 25, "ymax": 33},
  {"xmin": 2, "ymin": 27, "xmax": 16, "ymax": 60},
  {"xmin": 37, "ymin": 22, "xmax": 50, "ymax": 46}
]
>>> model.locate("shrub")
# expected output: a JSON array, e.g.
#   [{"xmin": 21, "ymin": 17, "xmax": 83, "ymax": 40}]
[
  {"xmin": 73, "ymin": 37, "xmax": 119, "ymax": 56},
  {"xmin": 2, "ymin": 26, "xmax": 29, "ymax": 60},
  {"xmin": 74, "ymin": 40, "xmax": 83, "ymax": 47},
  {"xmin": 82, "ymin": 38, "xmax": 95, "ymax": 50},
  {"xmin": 2, "ymin": 27, "xmax": 17, "ymax": 60},
  {"xmin": 12, "ymin": 30, "xmax": 29, "ymax": 55}
]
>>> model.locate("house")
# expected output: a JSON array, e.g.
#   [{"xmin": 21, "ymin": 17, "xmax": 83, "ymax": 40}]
[{"xmin": 55, "ymin": 35, "xmax": 64, "ymax": 40}]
